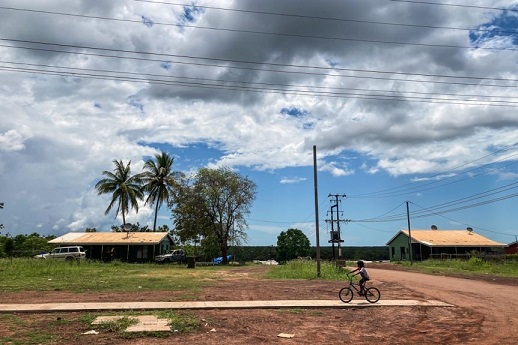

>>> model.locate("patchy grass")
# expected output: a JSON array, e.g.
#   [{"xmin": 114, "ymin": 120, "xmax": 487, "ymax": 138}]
[
  {"xmin": 0, "ymin": 258, "xmax": 224, "ymax": 292},
  {"xmin": 264, "ymin": 260, "xmax": 350, "ymax": 280},
  {"xmin": 157, "ymin": 310, "xmax": 200, "ymax": 332},
  {"xmin": 397, "ymin": 257, "xmax": 518, "ymax": 277},
  {"xmin": 94, "ymin": 315, "xmax": 139, "ymax": 333}
]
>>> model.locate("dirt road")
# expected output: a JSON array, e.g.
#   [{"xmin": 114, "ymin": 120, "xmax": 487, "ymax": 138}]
[
  {"xmin": 370, "ymin": 268, "xmax": 518, "ymax": 345},
  {"xmin": 1, "ymin": 265, "xmax": 517, "ymax": 345}
]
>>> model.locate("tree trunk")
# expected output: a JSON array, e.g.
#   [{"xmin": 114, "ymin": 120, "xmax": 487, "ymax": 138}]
[{"xmin": 153, "ymin": 189, "xmax": 161, "ymax": 231}]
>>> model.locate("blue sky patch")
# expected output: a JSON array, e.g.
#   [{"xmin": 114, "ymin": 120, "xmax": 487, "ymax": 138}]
[
  {"xmin": 141, "ymin": 16, "xmax": 154, "ymax": 28},
  {"xmin": 470, "ymin": 8, "xmax": 518, "ymax": 46},
  {"xmin": 180, "ymin": 4, "xmax": 205, "ymax": 23},
  {"xmin": 325, "ymin": 58, "xmax": 340, "ymax": 68},
  {"xmin": 140, "ymin": 142, "xmax": 224, "ymax": 171},
  {"xmin": 302, "ymin": 122, "xmax": 315, "ymax": 130},
  {"xmin": 128, "ymin": 95, "xmax": 144, "ymax": 112},
  {"xmin": 160, "ymin": 62, "xmax": 172, "ymax": 70},
  {"xmin": 280, "ymin": 107, "xmax": 308, "ymax": 117}
]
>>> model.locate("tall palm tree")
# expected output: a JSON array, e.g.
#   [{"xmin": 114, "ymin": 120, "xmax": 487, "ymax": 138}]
[
  {"xmin": 139, "ymin": 152, "xmax": 183, "ymax": 231},
  {"xmin": 95, "ymin": 160, "xmax": 144, "ymax": 226}
]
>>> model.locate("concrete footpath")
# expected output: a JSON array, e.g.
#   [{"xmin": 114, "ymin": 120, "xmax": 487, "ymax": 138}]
[{"xmin": 0, "ymin": 299, "xmax": 452, "ymax": 313}]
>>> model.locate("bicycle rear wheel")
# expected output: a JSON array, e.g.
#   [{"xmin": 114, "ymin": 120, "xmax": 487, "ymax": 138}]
[
  {"xmin": 339, "ymin": 287, "xmax": 354, "ymax": 303},
  {"xmin": 365, "ymin": 287, "xmax": 380, "ymax": 303}
]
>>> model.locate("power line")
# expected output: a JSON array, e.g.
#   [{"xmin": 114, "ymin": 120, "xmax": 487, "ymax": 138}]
[
  {"xmin": 409, "ymin": 201, "xmax": 516, "ymax": 236},
  {"xmin": 349, "ymin": 145, "xmax": 518, "ymax": 199},
  {"xmin": 6, "ymin": 64, "xmax": 517, "ymax": 106},
  {"xmin": 2, "ymin": 62, "xmax": 516, "ymax": 106},
  {"xmin": 1, "ymin": 8, "xmax": 518, "ymax": 52},
  {"xmin": 389, "ymin": 0, "xmax": 516, "ymax": 12},
  {"xmin": 4, "ymin": 4, "xmax": 518, "ymax": 37},
  {"xmin": 2, "ymin": 38, "xmax": 517, "ymax": 90},
  {"xmin": 354, "ymin": 158, "xmax": 518, "ymax": 200},
  {"xmin": 5, "ymin": 60, "xmax": 515, "ymax": 101},
  {"xmin": 351, "ymin": 183, "xmax": 518, "ymax": 223}
]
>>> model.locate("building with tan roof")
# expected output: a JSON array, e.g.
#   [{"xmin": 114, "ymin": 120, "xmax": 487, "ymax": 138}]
[
  {"xmin": 386, "ymin": 227, "xmax": 506, "ymax": 261},
  {"xmin": 49, "ymin": 232, "xmax": 175, "ymax": 262}
]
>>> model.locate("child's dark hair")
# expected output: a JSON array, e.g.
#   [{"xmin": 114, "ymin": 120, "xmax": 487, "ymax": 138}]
[{"xmin": 357, "ymin": 260, "xmax": 365, "ymax": 267}]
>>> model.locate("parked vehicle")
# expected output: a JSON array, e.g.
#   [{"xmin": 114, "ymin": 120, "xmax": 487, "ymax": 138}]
[
  {"xmin": 34, "ymin": 246, "xmax": 86, "ymax": 261},
  {"xmin": 154, "ymin": 249, "xmax": 186, "ymax": 263}
]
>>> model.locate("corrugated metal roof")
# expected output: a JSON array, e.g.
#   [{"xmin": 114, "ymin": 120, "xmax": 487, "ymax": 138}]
[
  {"xmin": 400, "ymin": 230, "xmax": 505, "ymax": 247},
  {"xmin": 49, "ymin": 232, "xmax": 171, "ymax": 245}
]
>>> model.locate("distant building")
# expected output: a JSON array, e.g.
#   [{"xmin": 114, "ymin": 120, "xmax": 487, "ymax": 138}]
[
  {"xmin": 386, "ymin": 227, "xmax": 506, "ymax": 261},
  {"xmin": 48, "ymin": 232, "xmax": 174, "ymax": 262},
  {"xmin": 505, "ymin": 241, "xmax": 518, "ymax": 255}
]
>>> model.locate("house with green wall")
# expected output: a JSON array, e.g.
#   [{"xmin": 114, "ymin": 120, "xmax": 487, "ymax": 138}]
[{"xmin": 386, "ymin": 227, "xmax": 506, "ymax": 261}]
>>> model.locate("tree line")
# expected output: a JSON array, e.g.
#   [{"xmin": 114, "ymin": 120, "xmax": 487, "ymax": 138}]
[{"xmin": 0, "ymin": 231, "xmax": 388, "ymax": 262}]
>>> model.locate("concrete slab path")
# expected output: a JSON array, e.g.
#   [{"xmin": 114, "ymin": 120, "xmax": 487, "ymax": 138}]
[{"xmin": 0, "ymin": 299, "xmax": 452, "ymax": 313}]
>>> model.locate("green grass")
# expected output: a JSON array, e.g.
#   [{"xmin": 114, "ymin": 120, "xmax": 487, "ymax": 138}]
[
  {"xmin": 264, "ymin": 260, "xmax": 351, "ymax": 280},
  {"xmin": 0, "ymin": 258, "xmax": 227, "ymax": 293},
  {"xmin": 399, "ymin": 257, "xmax": 518, "ymax": 277},
  {"xmin": 156, "ymin": 310, "xmax": 200, "ymax": 332},
  {"xmin": 86, "ymin": 310, "xmax": 200, "ymax": 339},
  {"xmin": 264, "ymin": 258, "xmax": 518, "ymax": 280}
]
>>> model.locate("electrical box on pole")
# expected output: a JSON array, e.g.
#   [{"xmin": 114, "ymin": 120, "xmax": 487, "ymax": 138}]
[{"xmin": 328, "ymin": 194, "xmax": 346, "ymax": 259}]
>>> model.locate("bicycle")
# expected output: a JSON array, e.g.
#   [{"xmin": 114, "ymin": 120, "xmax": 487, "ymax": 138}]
[{"xmin": 339, "ymin": 272, "xmax": 381, "ymax": 303}]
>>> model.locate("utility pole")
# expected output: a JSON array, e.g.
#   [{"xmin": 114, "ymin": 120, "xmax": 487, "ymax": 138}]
[
  {"xmin": 329, "ymin": 194, "xmax": 346, "ymax": 259},
  {"xmin": 313, "ymin": 146, "xmax": 321, "ymax": 278},
  {"xmin": 325, "ymin": 206, "xmax": 338, "ymax": 260},
  {"xmin": 406, "ymin": 201, "xmax": 413, "ymax": 265}
]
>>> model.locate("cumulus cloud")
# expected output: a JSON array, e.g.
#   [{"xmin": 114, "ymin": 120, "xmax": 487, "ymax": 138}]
[
  {"xmin": 0, "ymin": 0, "xmax": 517, "ymax": 237},
  {"xmin": 280, "ymin": 176, "xmax": 307, "ymax": 184}
]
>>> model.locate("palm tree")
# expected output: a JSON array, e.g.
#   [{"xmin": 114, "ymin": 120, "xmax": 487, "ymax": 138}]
[
  {"xmin": 139, "ymin": 152, "xmax": 183, "ymax": 231},
  {"xmin": 95, "ymin": 160, "xmax": 144, "ymax": 226}
]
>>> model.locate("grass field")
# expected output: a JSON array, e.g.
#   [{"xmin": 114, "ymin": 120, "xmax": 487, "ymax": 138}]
[
  {"xmin": 1, "ymin": 257, "xmax": 517, "ymax": 293},
  {"xmin": 399, "ymin": 256, "xmax": 518, "ymax": 277},
  {"xmin": 0, "ymin": 258, "xmax": 237, "ymax": 293}
]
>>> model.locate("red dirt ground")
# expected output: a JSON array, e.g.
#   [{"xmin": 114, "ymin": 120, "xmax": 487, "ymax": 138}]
[{"xmin": 1, "ymin": 264, "xmax": 517, "ymax": 345}]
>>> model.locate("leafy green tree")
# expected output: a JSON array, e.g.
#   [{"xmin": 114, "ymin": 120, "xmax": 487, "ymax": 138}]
[
  {"xmin": 4, "ymin": 237, "xmax": 14, "ymax": 259},
  {"xmin": 95, "ymin": 160, "xmax": 144, "ymax": 226},
  {"xmin": 172, "ymin": 167, "xmax": 257, "ymax": 264},
  {"xmin": 111, "ymin": 222, "xmax": 149, "ymax": 232},
  {"xmin": 139, "ymin": 152, "xmax": 184, "ymax": 231},
  {"xmin": 85, "ymin": 227, "xmax": 97, "ymax": 232},
  {"xmin": 172, "ymin": 180, "xmax": 213, "ymax": 243},
  {"xmin": 277, "ymin": 228, "xmax": 310, "ymax": 262}
]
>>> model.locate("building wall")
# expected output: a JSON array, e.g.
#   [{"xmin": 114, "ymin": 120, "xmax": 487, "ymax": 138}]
[
  {"xmin": 388, "ymin": 232, "xmax": 410, "ymax": 261},
  {"xmin": 52, "ymin": 237, "xmax": 174, "ymax": 262}
]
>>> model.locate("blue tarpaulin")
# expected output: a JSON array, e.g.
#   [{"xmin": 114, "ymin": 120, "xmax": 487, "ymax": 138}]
[{"xmin": 213, "ymin": 255, "xmax": 232, "ymax": 264}]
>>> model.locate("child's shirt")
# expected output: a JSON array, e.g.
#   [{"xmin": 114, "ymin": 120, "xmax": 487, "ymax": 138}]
[{"xmin": 359, "ymin": 267, "xmax": 370, "ymax": 280}]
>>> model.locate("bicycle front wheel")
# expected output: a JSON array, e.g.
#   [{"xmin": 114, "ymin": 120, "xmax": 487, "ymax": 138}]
[
  {"xmin": 365, "ymin": 287, "xmax": 380, "ymax": 303},
  {"xmin": 339, "ymin": 287, "xmax": 354, "ymax": 303}
]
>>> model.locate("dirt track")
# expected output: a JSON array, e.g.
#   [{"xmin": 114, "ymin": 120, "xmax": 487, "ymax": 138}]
[
  {"xmin": 1, "ymin": 265, "xmax": 517, "ymax": 345},
  {"xmin": 370, "ymin": 268, "xmax": 518, "ymax": 345}
]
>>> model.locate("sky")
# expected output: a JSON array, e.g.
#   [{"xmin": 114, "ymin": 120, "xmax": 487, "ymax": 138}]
[{"xmin": 1, "ymin": 0, "xmax": 518, "ymax": 247}]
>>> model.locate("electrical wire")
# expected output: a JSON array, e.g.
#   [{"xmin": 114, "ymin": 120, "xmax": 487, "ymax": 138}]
[
  {"xmin": 4, "ymin": 4, "xmax": 518, "ymax": 39},
  {"xmin": 389, "ymin": 0, "xmax": 515, "ymax": 12},
  {"xmin": 3, "ymin": 60, "xmax": 516, "ymax": 102},
  {"xmin": 350, "ymin": 185, "xmax": 518, "ymax": 223},
  {"xmin": 349, "ymin": 145, "xmax": 518, "ymax": 199},
  {"xmin": 409, "ymin": 201, "xmax": 516, "ymax": 236}
]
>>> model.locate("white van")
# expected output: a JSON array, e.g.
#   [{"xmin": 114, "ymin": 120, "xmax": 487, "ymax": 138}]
[{"xmin": 36, "ymin": 246, "xmax": 87, "ymax": 260}]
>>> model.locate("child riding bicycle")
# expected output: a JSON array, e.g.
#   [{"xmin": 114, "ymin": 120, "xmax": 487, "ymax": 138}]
[{"xmin": 350, "ymin": 260, "xmax": 370, "ymax": 295}]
